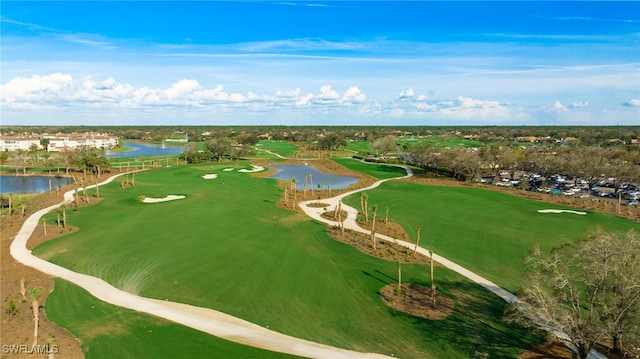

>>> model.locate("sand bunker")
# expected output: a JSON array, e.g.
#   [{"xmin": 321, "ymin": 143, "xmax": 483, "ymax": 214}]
[
  {"xmin": 142, "ymin": 195, "xmax": 186, "ymax": 203},
  {"xmin": 538, "ymin": 209, "xmax": 587, "ymax": 215},
  {"xmin": 202, "ymin": 174, "xmax": 218, "ymax": 179},
  {"xmin": 238, "ymin": 165, "xmax": 264, "ymax": 173},
  {"xmin": 223, "ymin": 168, "xmax": 234, "ymax": 172}
]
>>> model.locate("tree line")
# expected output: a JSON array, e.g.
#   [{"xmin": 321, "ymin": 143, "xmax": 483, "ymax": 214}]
[{"xmin": 408, "ymin": 144, "xmax": 640, "ymax": 189}]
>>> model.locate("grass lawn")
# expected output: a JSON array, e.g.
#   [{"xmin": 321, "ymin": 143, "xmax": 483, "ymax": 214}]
[
  {"xmin": 46, "ymin": 279, "xmax": 301, "ymax": 359},
  {"xmin": 399, "ymin": 136, "xmax": 484, "ymax": 148},
  {"xmin": 255, "ymin": 140, "xmax": 300, "ymax": 157},
  {"xmin": 342, "ymin": 181, "xmax": 640, "ymax": 292},
  {"xmin": 345, "ymin": 140, "xmax": 371, "ymax": 153},
  {"xmin": 35, "ymin": 162, "xmax": 543, "ymax": 358},
  {"xmin": 332, "ymin": 157, "xmax": 409, "ymax": 180}
]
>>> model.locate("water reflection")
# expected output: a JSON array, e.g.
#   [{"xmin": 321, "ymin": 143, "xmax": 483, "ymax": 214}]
[
  {"xmin": 107, "ymin": 142, "xmax": 183, "ymax": 158},
  {"xmin": 0, "ymin": 175, "xmax": 74, "ymax": 194},
  {"xmin": 269, "ymin": 165, "xmax": 358, "ymax": 190}
]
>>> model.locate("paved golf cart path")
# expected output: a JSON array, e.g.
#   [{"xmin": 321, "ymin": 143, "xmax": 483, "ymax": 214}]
[
  {"xmin": 10, "ymin": 167, "xmax": 606, "ymax": 359},
  {"xmin": 10, "ymin": 172, "xmax": 389, "ymax": 359},
  {"xmin": 299, "ymin": 165, "xmax": 516, "ymax": 304}
]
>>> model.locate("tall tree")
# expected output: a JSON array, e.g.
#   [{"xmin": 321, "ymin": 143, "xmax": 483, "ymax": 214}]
[
  {"xmin": 371, "ymin": 135, "xmax": 399, "ymax": 156},
  {"xmin": 204, "ymin": 137, "xmax": 233, "ymax": 162},
  {"xmin": 581, "ymin": 229, "xmax": 640, "ymax": 354},
  {"xmin": 28, "ymin": 286, "xmax": 43, "ymax": 347},
  {"xmin": 509, "ymin": 230, "xmax": 640, "ymax": 358}
]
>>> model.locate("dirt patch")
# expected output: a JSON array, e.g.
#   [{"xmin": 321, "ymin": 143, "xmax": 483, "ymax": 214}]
[
  {"xmin": 379, "ymin": 283, "xmax": 454, "ymax": 320},
  {"xmin": 518, "ymin": 340, "xmax": 577, "ymax": 359},
  {"xmin": 327, "ymin": 227, "xmax": 437, "ymax": 265},
  {"xmin": 1, "ymin": 172, "xmax": 116, "ymax": 359}
]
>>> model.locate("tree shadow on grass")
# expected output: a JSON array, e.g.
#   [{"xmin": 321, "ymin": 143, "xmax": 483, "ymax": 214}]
[{"xmin": 386, "ymin": 278, "xmax": 546, "ymax": 358}]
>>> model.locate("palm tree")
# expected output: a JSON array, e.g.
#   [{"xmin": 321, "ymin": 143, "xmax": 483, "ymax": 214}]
[
  {"xmin": 28, "ymin": 286, "xmax": 43, "ymax": 347},
  {"xmin": 20, "ymin": 278, "xmax": 26, "ymax": 301},
  {"xmin": 413, "ymin": 226, "xmax": 421, "ymax": 257},
  {"xmin": 47, "ymin": 338, "xmax": 56, "ymax": 359},
  {"xmin": 8, "ymin": 193, "xmax": 13, "ymax": 217},
  {"xmin": 370, "ymin": 205, "xmax": 378, "ymax": 250},
  {"xmin": 396, "ymin": 260, "xmax": 402, "ymax": 296},
  {"xmin": 430, "ymin": 250, "xmax": 436, "ymax": 308}
]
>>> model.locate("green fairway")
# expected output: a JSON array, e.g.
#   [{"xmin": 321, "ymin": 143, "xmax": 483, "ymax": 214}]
[
  {"xmin": 399, "ymin": 136, "xmax": 484, "ymax": 148},
  {"xmin": 332, "ymin": 157, "xmax": 409, "ymax": 180},
  {"xmin": 46, "ymin": 279, "xmax": 301, "ymax": 359},
  {"xmin": 342, "ymin": 181, "xmax": 640, "ymax": 292},
  {"xmin": 345, "ymin": 140, "xmax": 371, "ymax": 153},
  {"xmin": 255, "ymin": 140, "xmax": 300, "ymax": 157},
  {"xmin": 34, "ymin": 162, "xmax": 543, "ymax": 358}
]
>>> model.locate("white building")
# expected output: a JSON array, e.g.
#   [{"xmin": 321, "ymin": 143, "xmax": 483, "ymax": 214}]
[{"xmin": 0, "ymin": 133, "xmax": 119, "ymax": 152}]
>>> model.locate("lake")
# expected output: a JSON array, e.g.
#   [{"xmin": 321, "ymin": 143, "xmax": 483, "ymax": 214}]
[
  {"xmin": 0, "ymin": 175, "xmax": 74, "ymax": 194},
  {"xmin": 269, "ymin": 165, "xmax": 359, "ymax": 190},
  {"xmin": 107, "ymin": 142, "xmax": 184, "ymax": 158}
]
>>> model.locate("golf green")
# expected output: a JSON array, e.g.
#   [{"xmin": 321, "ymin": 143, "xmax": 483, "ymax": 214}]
[{"xmin": 35, "ymin": 163, "xmax": 549, "ymax": 358}]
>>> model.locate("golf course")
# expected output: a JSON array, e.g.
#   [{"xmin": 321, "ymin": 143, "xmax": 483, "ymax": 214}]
[{"xmin": 25, "ymin": 158, "xmax": 640, "ymax": 358}]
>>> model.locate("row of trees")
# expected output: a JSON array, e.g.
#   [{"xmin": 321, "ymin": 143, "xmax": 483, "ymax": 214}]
[
  {"xmin": 510, "ymin": 229, "xmax": 640, "ymax": 358},
  {"xmin": 2, "ymin": 146, "xmax": 111, "ymax": 176},
  {"xmin": 182, "ymin": 137, "xmax": 257, "ymax": 164},
  {"xmin": 409, "ymin": 144, "xmax": 640, "ymax": 188},
  {"xmin": 4, "ymin": 125, "xmax": 638, "ymax": 148}
]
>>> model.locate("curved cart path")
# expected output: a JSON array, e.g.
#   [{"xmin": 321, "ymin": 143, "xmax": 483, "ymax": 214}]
[
  {"xmin": 298, "ymin": 165, "xmax": 516, "ymax": 303},
  {"xmin": 299, "ymin": 163, "xmax": 606, "ymax": 359},
  {"xmin": 10, "ymin": 167, "xmax": 606, "ymax": 359},
  {"xmin": 10, "ymin": 171, "xmax": 390, "ymax": 359}
]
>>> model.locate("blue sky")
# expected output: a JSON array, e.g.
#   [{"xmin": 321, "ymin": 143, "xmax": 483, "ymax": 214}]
[{"xmin": 1, "ymin": 1, "xmax": 639, "ymax": 126}]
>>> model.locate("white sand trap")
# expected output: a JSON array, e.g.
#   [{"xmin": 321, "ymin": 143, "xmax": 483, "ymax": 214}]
[
  {"xmin": 238, "ymin": 165, "xmax": 264, "ymax": 173},
  {"xmin": 202, "ymin": 174, "xmax": 218, "ymax": 179},
  {"xmin": 143, "ymin": 195, "xmax": 186, "ymax": 203},
  {"xmin": 223, "ymin": 168, "xmax": 234, "ymax": 172},
  {"xmin": 538, "ymin": 209, "xmax": 587, "ymax": 215}
]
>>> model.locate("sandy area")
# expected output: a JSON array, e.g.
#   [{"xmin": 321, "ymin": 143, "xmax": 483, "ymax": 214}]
[
  {"xmin": 238, "ymin": 165, "xmax": 264, "ymax": 173},
  {"xmin": 202, "ymin": 174, "xmax": 218, "ymax": 179},
  {"xmin": 223, "ymin": 168, "xmax": 234, "ymax": 171},
  {"xmin": 142, "ymin": 195, "xmax": 186, "ymax": 203},
  {"xmin": 537, "ymin": 209, "xmax": 587, "ymax": 215}
]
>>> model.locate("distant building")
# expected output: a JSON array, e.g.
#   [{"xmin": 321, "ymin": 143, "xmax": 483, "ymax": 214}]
[
  {"xmin": 0, "ymin": 132, "xmax": 119, "ymax": 152},
  {"xmin": 516, "ymin": 136, "xmax": 538, "ymax": 143}
]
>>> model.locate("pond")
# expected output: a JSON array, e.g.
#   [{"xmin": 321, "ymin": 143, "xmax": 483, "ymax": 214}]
[
  {"xmin": 0, "ymin": 175, "xmax": 74, "ymax": 194},
  {"xmin": 107, "ymin": 142, "xmax": 184, "ymax": 158},
  {"xmin": 269, "ymin": 165, "xmax": 359, "ymax": 190}
]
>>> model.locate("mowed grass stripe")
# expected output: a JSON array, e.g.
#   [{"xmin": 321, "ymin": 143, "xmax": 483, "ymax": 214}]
[
  {"xmin": 332, "ymin": 157, "xmax": 409, "ymax": 180},
  {"xmin": 36, "ymin": 163, "xmax": 544, "ymax": 358},
  {"xmin": 46, "ymin": 279, "xmax": 303, "ymax": 359},
  {"xmin": 343, "ymin": 181, "xmax": 640, "ymax": 292}
]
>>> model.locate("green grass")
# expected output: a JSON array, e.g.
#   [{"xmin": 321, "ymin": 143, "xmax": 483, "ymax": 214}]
[
  {"xmin": 255, "ymin": 140, "xmax": 300, "ymax": 157},
  {"xmin": 35, "ymin": 162, "xmax": 543, "ymax": 358},
  {"xmin": 342, "ymin": 182, "xmax": 640, "ymax": 292},
  {"xmin": 332, "ymin": 157, "xmax": 409, "ymax": 180},
  {"xmin": 345, "ymin": 140, "xmax": 371, "ymax": 153},
  {"xmin": 46, "ymin": 279, "xmax": 301, "ymax": 359},
  {"xmin": 399, "ymin": 136, "xmax": 484, "ymax": 148},
  {"xmin": 107, "ymin": 145, "xmax": 134, "ymax": 154}
]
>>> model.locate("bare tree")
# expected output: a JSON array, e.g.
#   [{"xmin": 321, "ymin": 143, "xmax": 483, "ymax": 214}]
[
  {"xmin": 509, "ymin": 229, "xmax": 640, "ymax": 358},
  {"xmin": 581, "ymin": 229, "xmax": 640, "ymax": 354}
]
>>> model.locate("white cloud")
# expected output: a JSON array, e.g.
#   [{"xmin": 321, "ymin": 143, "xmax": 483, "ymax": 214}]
[
  {"xmin": 342, "ymin": 86, "xmax": 366, "ymax": 103},
  {"xmin": 624, "ymin": 98, "xmax": 640, "ymax": 107},
  {"xmin": 397, "ymin": 88, "xmax": 415, "ymax": 99},
  {"xmin": 552, "ymin": 100, "xmax": 568, "ymax": 111},
  {"xmin": 317, "ymin": 85, "xmax": 340, "ymax": 101},
  {"xmin": 569, "ymin": 101, "xmax": 589, "ymax": 108}
]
